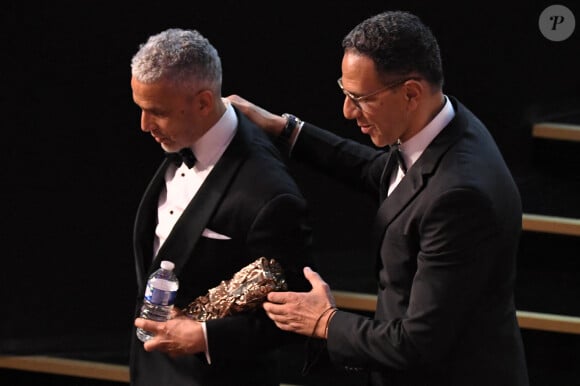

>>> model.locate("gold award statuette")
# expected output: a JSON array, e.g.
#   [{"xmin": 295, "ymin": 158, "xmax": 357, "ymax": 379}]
[{"xmin": 183, "ymin": 257, "xmax": 287, "ymax": 321}]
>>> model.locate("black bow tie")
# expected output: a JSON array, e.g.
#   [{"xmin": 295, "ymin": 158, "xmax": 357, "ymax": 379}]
[
  {"xmin": 165, "ymin": 148, "xmax": 197, "ymax": 169},
  {"xmin": 392, "ymin": 142, "xmax": 407, "ymax": 174}
]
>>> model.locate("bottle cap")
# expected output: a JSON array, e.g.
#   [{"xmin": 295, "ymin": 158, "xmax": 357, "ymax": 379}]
[{"xmin": 160, "ymin": 260, "xmax": 175, "ymax": 271}]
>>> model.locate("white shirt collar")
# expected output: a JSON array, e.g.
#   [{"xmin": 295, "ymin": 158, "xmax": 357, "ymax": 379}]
[
  {"xmin": 191, "ymin": 99, "xmax": 237, "ymax": 168},
  {"xmin": 399, "ymin": 95, "xmax": 455, "ymax": 169}
]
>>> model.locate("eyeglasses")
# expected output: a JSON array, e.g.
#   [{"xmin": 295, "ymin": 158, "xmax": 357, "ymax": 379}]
[{"xmin": 337, "ymin": 77, "xmax": 421, "ymax": 110}]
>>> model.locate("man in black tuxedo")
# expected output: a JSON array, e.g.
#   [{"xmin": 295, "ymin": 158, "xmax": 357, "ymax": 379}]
[
  {"xmin": 229, "ymin": 10, "xmax": 529, "ymax": 386},
  {"xmin": 129, "ymin": 28, "xmax": 313, "ymax": 386}
]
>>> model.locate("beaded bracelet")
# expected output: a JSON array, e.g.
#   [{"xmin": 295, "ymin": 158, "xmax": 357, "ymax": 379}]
[
  {"xmin": 324, "ymin": 308, "xmax": 338, "ymax": 338},
  {"xmin": 310, "ymin": 305, "xmax": 337, "ymax": 339}
]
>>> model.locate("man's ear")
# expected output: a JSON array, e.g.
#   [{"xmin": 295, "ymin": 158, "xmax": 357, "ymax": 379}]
[
  {"xmin": 196, "ymin": 89, "xmax": 214, "ymax": 114},
  {"xmin": 404, "ymin": 79, "xmax": 422, "ymax": 101}
]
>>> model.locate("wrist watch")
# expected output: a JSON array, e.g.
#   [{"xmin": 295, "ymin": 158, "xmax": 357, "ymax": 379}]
[{"xmin": 281, "ymin": 113, "xmax": 300, "ymax": 141}]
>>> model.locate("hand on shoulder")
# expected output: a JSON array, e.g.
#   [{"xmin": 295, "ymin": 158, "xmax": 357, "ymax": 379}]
[{"xmin": 227, "ymin": 94, "xmax": 287, "ymax": 136}]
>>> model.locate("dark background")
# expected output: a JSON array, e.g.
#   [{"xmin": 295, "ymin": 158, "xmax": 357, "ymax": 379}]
[{"xmin": 2, "ymin": 0, "xmax": 579, "ymax": 384}]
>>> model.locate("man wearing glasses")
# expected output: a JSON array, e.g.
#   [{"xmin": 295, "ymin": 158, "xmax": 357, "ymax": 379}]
[{"xmin": 229, "ymin": 10, "xmax": 529, "ymax": 386}]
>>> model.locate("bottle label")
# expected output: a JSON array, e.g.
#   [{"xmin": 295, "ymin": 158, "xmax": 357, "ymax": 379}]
[{"xmin": 144, "ymin": 284, "xmax": 177, "ymax": 306}]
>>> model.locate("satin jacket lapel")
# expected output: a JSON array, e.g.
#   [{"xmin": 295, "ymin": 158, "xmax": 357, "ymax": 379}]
[
  {"xmin": 133, "ymin": 161, "xmax": 170, "ymax": 291},
  {"xmin": 153, "ymin": 125, "xmax": 250, "ymax": 278},
  {"xmin": 370, "ymin": 159, "xmax": 427, "ymax": 257},
  {"xmin": 370, "ymin": 112, "xmax": 464, "ymax": 258},
  {"xmin": 378, "ymin": 149, "xmax": 398, "ymax": 203}
]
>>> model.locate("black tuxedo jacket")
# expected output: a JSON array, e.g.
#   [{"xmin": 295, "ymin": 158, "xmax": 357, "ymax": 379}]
[
  {"xmin": 292, "ymin": 97, "xmax": 529, "ymax": 386},
  {"xmin": 130, "ymin": 108, "xmax": 313, "ymax": 386}
]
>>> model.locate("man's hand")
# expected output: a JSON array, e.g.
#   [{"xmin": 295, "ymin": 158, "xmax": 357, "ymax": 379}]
[
  {"xmin": 226, "ymin": 94, "xmax": 287, "ymax": 136},
  {"xmin": 263, "ymin": 267, "xmax": 337, "ymax": 338},
  {"xmin": 134, "ymin": 315, "xmax": 206, "ymax": 357}
]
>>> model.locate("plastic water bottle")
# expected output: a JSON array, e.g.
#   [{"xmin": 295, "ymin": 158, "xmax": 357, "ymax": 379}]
[{"xmin": 136, "ymin": 260, "xmax": 179, "ymax": 342}]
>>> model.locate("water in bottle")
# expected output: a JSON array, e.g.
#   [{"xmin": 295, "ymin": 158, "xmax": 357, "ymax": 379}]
[{"xmin": 136, "ymin": 260, "xmax": 179, "ymax": 342}]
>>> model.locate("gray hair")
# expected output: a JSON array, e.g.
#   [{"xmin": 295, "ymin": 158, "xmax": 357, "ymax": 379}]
[{"xmin": 131, "ymin": 28, "xmax": 222, "ymax": 93}]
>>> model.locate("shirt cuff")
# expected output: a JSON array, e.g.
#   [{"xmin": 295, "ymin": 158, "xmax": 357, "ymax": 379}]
[
  {"xmin": 289, "ymin": 120, "xmax": 304, "ymax": 153},
  {"xmin": 201, "ymin": 321, "xmax": 211, "ymax": 364}
]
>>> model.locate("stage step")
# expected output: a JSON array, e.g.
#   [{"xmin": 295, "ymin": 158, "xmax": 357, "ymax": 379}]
[
  {"xmin": 532, "ymin": 122, "xmax": 580, "ymax": 142},
  {"xmin": 522, "ymin": 213, "xmax": 580, "ymax": 236},
  {"xmin": 332, "ymin": 290, "xmax": 580, "ymax": 335}
]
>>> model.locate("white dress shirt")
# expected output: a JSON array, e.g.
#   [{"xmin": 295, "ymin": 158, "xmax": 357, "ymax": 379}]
[{"xmin": 388, "ymin": 96, "xmax": 455, "ymax": 196}]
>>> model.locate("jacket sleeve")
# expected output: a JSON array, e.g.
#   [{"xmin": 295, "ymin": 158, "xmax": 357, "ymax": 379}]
[
  {"xmin": 292, "ymin": 122, "xmax": 387, "ymax": 196},
  {"xmin": 205, "ymin": 191, "xmax": 313, "ymax": 361}
]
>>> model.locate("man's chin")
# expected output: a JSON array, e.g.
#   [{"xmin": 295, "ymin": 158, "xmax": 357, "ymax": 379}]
[{"xmin": 370, "ymin": 137, "xmax": 388, "ymax": 148}]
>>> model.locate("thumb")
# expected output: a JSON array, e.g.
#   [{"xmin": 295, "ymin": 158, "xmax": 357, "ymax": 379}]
[
  {"xmin": 303, "ymin": 267, "xmax": 336, "ymax": 307},
  {"xmin": 303, "ymin": 266, "xmax": 325, "ymax": 288}
]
